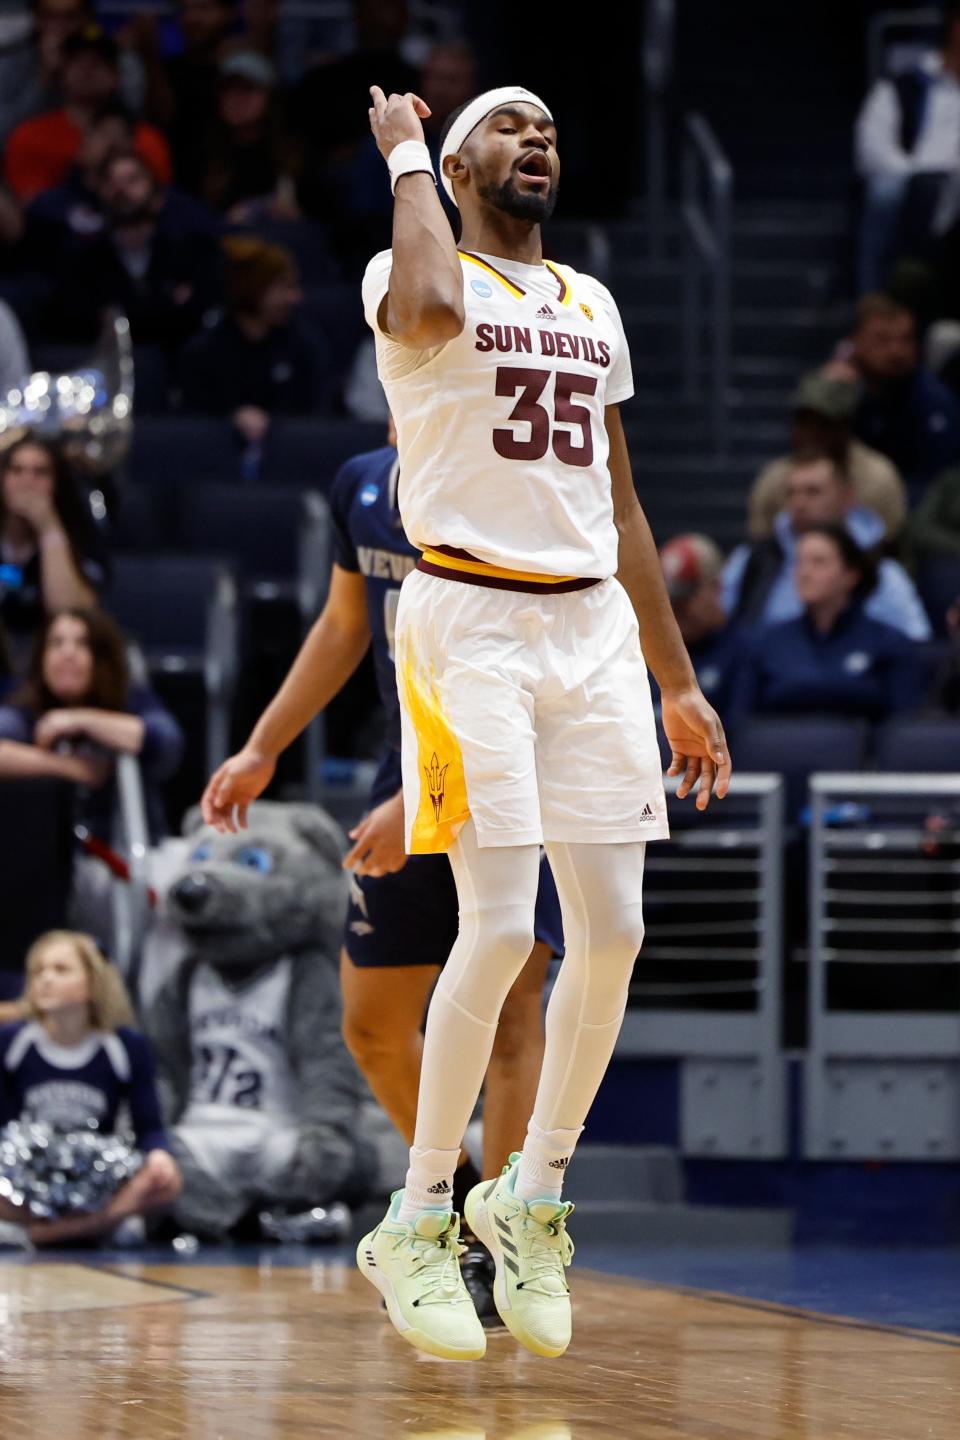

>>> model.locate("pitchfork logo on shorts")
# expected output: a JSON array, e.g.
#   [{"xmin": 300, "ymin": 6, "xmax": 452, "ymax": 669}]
[{"xmin": 425, "ymin": 752, "xmax": 449, "ymax": 821}]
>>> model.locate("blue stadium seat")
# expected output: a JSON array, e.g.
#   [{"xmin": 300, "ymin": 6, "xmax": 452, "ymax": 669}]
[
  {"xmin": 874, "ymin": 718, "xmax": 960, "ymax": 773},
  {"xmin": 175, "ymin": 485, "xmax": 329, "ymax": 604},
  {"xmin": 126, "ymin": 416, "xmax": 240, "ymax": 487},
  {"xmin": 109, "ymin": 483, "xmax": 173, "ymax": 550},
  {"xmin": 918, "ymin": 556, "xmax": 960, "ymax": 637},
  {"xmin": 735, "ymin": 716, "xmax": 869, "ymax": 818},
  {"xmin": 261, "ymin": 417, "xmax": 385, "ymax": 489},
  {"xmin": 108, "ymin": 553, "xmax": 239, "ymax": 771}
]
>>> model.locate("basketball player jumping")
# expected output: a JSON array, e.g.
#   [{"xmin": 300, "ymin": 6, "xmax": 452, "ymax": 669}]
[
  {"xmin": 202, "ymin": 419, "xmax": 563, "ymax": 1324},
  {"xmin": 349, "ymin": 84, "xmax": 732, "ymax": 1363}
]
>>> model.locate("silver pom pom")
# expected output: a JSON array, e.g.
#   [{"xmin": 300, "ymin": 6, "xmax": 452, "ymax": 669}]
[{"xmin": 0, "ymin": 1121, "xmax": 143, "ymax": 1219}]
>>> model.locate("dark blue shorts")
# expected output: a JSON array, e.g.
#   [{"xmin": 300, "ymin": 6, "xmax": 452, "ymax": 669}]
[{"xmin": 343, "ymin": 750, "xmax": 565, "ymax": 969}]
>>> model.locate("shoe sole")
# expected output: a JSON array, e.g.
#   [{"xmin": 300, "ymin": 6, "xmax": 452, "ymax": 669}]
[
  {"xmin": 355, "ymin": 1229, "xmax": 486, "ymax": 1362},
  {"xmin": 464, "ymin": 1183, "xmax": 569, "ymax": 1359}
]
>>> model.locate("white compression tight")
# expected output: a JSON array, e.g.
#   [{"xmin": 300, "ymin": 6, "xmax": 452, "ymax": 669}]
[{"xmin": 400, "ymin": 820, "xmax": 646, "ymax": 1216}]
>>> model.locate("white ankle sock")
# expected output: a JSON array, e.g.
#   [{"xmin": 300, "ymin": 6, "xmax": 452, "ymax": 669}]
[
  {"xmin": 397, "ymin": 1145, "xmax": 460, "ymax": 1222},
  {"xmin": 514, "ymin": 1121, "xmax": 583, "ymax": 1202}
]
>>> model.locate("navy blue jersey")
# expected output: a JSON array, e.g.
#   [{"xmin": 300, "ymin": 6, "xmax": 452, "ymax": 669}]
[
  {"xmin": 0, "ymin": 1021, "xmax": 170, "ymax": 1153},
  {"xmin": 328, "ymin": 446, "xmax": 415, "ymax": 752}
]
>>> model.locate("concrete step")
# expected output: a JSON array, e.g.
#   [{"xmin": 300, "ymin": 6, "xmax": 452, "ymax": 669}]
[
  {"xmin": 573, "ymin": 1200, "xmax": 793, "ymax": 1246},
  {"xmin": 567, "ymin": 1145, "xmax": 683, "ymax": 1205}
]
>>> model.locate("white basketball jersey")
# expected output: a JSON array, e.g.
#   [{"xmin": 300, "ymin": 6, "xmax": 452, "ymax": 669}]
[
  {"xmin": 362, "ymin": 248, "xmax": 634, "ymax": 578},
  {"xmin": 182, "ymin": 960, "xmax": 297, "ymax": 1123}
]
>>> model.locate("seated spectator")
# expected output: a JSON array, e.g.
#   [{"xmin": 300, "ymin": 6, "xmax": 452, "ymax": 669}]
[
  {"xmin": 907, "ymin": 463, "xmax": 960, "ymax": 561},
  {"xmin": 658, "ymin": 534, "xmax": 739, "ymax": 725},
  {"xmin": 748, "ymin": 370, "xmax": 907, "ymax": 543},
  {"xmin": 855, "ymin": 3, "xmax": 960, "ymax": 291},
  {"xmin": 0, "ymin": 436, "xmax": 107, "ymax": 669},
  {"xmin": 0, "ymin": 929, "xmax": 181, "ymax": 1247},
  {"xmin": 179, "ymin": 236, "xmax": 325, "ymax": 444},
  {"xmin": 193, "ymin": 50, "xmax": 298, "ymax": 221},
  {"xmin": 4, "ymin": 26, "xmax": 170, "ymax": 203},
  {"xmin": 0, "ymin": 298, "xmax": 29, "ymax": 394},
  {"xmin": 723, "ymin": 452, "xmax": 931, "ymax": 640},
  {"xmin": 729, "ymin": 525, "xmax": 925, "ymax": 731},
  {"xmin": 26, "ymin": 100, "xmax": 142, "ymax": 265},
  {"xmin": 0, "ymin": 606, "xmax": 184, "ymax": 842},
  {"xmin": 831, "ymin": 293, "xmax": 960, "ymax": 501},
  {"xmin": 57, "ymin": 148, "xmax": 222, "ymax": 349},
  {"xmin": 27, "ymin": 101, "xmax": 220, "ymax": 286}
]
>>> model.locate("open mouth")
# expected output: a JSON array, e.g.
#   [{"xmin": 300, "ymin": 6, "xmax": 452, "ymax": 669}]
[{"xmin": 516, "ymin": 152, "xmax": 551, "ymax": 185}]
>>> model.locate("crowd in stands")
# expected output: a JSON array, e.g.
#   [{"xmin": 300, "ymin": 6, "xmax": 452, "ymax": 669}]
[{"xmin": 0, "ymin": 0, "xmax": 959, "ymax": 1245}]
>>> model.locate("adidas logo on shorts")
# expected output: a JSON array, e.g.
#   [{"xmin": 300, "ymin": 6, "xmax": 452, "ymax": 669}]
[
  {"xmin": 426, "ymin": 1179, "xmax": 451, "ymax": 1195},
  {"xmin": 639, "ymin": 804, "xmax": 656, "ymax": 823},
  {"xmin": 536, "ymin": 303, "xmax": 556, "ymax": 321}
]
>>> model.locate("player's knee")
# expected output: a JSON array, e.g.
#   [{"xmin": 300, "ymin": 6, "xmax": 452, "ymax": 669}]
[
  {"xmin": 488, "ymin": 908, "xmax": 537, "ymax": 968},
  {"xmin": 342, "ymin": 1007, "xmax": 405, "ymax": 1070},
  {"xmin": 595, "ymin": 903, "xmax": 645, "ymax": 966}
]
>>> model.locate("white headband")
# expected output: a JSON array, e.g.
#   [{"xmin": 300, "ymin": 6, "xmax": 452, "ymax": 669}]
[{"xmin": 439, "ymin": 86, "xmax": 553, "ymax": 207}]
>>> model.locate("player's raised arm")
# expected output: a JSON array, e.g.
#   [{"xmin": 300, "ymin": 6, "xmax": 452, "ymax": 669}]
[
  {"xmin": 604, "ymin": 404, "xmax": 732, "ymax": 809},
  {"xmin": 368, "ymin": 85, "xmax": 464, "ymax": 348}
]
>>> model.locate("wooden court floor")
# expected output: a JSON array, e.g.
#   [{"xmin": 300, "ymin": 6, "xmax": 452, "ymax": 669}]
[{"xmin": 2, "ymin": 1257, "xmax": 960, "ymax": 1440}]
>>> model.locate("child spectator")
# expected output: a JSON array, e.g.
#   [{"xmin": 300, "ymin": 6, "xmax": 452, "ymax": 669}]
[
  {"xmin": 0, "ymin": 437, "xmax": 107, "ymax": 669},
  {"xmin": 729, "ymin": 525, "xmax": 926, "ymax": 731},
  {"xmin": 0, "ymin": 604, "xmax": 183, "ymax": 836},
  {"xmin": 4, "ymin": 26, "xmax": 170, "ymax": 203},
  {"xmin": 723, "ymin": 452, "xmax": 931, "ymax": 640},
  {"xmin": 179, "ymin": 235, "xmax": 327, "ymax": 444},
  {"xmin": 0, "ymin": 929, "xmax": 181, "ymax": 1247}
]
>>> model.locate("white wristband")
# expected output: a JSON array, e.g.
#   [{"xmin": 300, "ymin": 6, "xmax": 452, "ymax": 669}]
[{"xmin": 387, "ymin": 140, "xmax": 436, "ymax": 195}]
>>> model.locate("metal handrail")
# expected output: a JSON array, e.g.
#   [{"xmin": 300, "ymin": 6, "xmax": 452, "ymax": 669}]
[
  {"xmin": 807, "ymin": 772, "xmax": 960, "ymax": 1159},
  {"xmin": 867, "ymin": 7, "xmax": 942, "ymax": 80},
  {"xmin": 111, "ymin": 754, "xmax": 152, "ymax": 1005},
  {"xmin": 680, "ymin": 112, "xmax": 732, "ymax": 457},
  {"xmin": 642, "ymin": 0, "xmax": 675, "ymax": 260}
]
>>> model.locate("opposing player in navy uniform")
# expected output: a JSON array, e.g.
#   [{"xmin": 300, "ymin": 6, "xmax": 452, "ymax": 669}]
[{"xmin": 202, "ymin": 419, "xmax": 563, "ymax": 1320}]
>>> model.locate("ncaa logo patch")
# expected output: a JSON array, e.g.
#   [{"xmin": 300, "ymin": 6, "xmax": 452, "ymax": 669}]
[
  {"xmin": 360, "ymin": 483, "xmax": 379, "ymax": 506},
  {"xmin": 471, "ymin": 278, "xmax": 493, "ymax": 298}
]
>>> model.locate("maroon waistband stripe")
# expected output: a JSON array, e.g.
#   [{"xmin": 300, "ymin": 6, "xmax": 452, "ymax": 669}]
[{"xmin": 416, "ymin": 558, "xmax": 600, "ymax": 595}]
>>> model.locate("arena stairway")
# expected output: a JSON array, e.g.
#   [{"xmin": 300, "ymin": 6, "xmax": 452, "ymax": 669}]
[
  {"xmin": 602, "ymin": 197, "xmax": 854, "ymax": 552},
  {"xmin": 598, "ymin": 0, "xmax": 866, "ymax": 552}
]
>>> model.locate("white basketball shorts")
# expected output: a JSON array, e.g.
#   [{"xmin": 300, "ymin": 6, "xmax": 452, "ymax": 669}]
[{"xmin": 394, "ymin": 568, "xmax": 669, "ymax": 853}]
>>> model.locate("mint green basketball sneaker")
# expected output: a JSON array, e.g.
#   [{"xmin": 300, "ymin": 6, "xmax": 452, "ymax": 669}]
[
  {"xmin": 357, "ymin": 1192, "xmax": 486, "ymax": 1361},
  {"xmin": 464, "ymin": 1154, "xmax": 574, "ymax": 1358}
]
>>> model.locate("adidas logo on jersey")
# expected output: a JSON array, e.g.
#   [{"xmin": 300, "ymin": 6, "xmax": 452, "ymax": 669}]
[
  {"xmin": 426, "ymin": 1179, "xmax": 451, "ymax": 1195},
  {"xmin": 535, "ymin": 303, "xmax": 556, "ymax": 321},
  {"xmin": 639, "ymin": 804, "xmax": 657, "ymax": 823}
]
